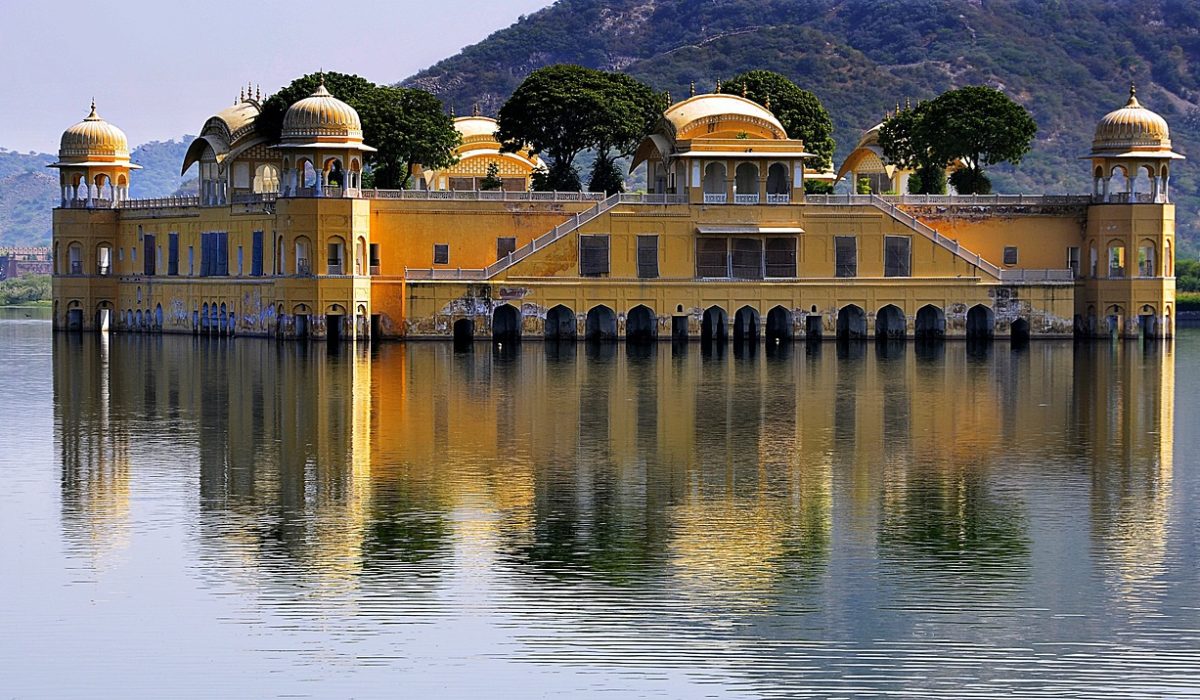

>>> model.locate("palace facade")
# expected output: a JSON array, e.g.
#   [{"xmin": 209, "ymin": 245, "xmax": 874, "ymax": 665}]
[{"xmin": 51, "ymin": 83, "xmax": 1179, "ymax": 342}]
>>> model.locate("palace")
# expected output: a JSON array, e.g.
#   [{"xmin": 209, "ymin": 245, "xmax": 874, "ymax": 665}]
[{"xmin": 51, "ymin": 83, "xmax": 1179, "ymax": 342}]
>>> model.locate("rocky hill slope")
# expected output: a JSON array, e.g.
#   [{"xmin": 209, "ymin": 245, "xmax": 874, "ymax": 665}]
[{"xmin": 405, "ymin": 0, "xmax": 1200, "ymax": 253}]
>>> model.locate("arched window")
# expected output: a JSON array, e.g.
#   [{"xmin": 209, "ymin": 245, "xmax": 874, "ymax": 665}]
[
  {"xmin": 1165, "ymin": 240, "xmax": 1173, "ymax": 277},
  {"xmin": 1137, "ymin": 240, "xmax": 1156, "ymax": 277},
  {"xmin": 767, "ymin": 163, "xmax": 789, "ymax": 199},
  {"xmin": 294, "ymin": 236, "xmax": 312, "ymax": 276},
  {"xmin": 703, "ymin": 162, "xmax": 726, "ymax": 203},
  {"xmin": 734, "ymin": 163, "xmax": 759, "ymax": 203},
  {"xmin": 1107, "ymin": 241, "xmax": 1126, "ymax": 278},
  {"xmin": 326, "ymin": 236, "xmax": 346, "ymax": 275},
  {"xmin": 1089, "ymin": 243, "xmax": 1098, "ymax": 278},
  {"xmin": 253, "ymin": 164, "xmax": 280, "ymax": 193},
  {"xmin": 67, "ymin": 241, "xmax": 83, "ymax": 275}
]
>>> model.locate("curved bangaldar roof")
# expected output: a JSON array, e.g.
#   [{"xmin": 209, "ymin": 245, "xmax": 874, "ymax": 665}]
[
  {"xmin": 1089, "ymin": 85, "xmax": 1182, "ymax": 159},
  {"xmin": 664, "ymin": 93, "xmax": 788, "ymax": 140},
  {"xmin": 181, "ymin": 96, "xmax": 265, "ymax": 174}
]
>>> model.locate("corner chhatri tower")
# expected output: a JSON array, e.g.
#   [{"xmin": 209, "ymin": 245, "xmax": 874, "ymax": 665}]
[{"xmin": 51, "ymin": 80, "xmax": 1178, "ymax": 343}]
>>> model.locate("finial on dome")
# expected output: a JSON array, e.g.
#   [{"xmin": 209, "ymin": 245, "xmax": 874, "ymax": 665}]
[
  {"xmin": 689, "ymin": 81, "xmax": 696, "ymax": 98},
  {"xmin": 742, "ymin": 82, "xmax": 747, "ymax": 98},
  {"xmin": 665, "ymin": 89, "xmax": 671, "ymax": 104},
  {"xmin": 239, "ymin": 85, "xmax": 245, "ymax": 102},
  {"xmin": 1127, "ymin": 82, "xmax": 1140, "ymax": 107},
  {"xmin": 88, "ymin": 98, "xmax": 98, "ymax": 119},
  {"xmin": 472, "ymin": 102, "xmax": 480, "ymax": 117},
  {"xmin": 449, "ymin": 104, "xmax": 456, "ymax": 118},
  {"xmin": 256, "ymin": 84, "xmax": 262, "ymax": 102},
  {"xmin": 716, "ymin": 79, "xmax": 722, "ymax": 94},
  {"xmin": 905, "ymin": 97, "xmax": 911, "ymax": 110},
  {"xmin": 765, "ymin": 93, "xmax": 771, "ymax": 111}
]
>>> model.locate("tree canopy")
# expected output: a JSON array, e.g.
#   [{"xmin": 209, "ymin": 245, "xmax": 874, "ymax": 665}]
[
  {"xmin": 723, "ymin": 70, "xmax": 835, "ymax": 170},
  {"xmin": 879, "ymin": 86, "xmax": 1037, "ymax": 194},
  {"xmin": 257, "ymin": 72, "xmax": 459, "ymax": 189},
  {"xmin": 497, "ymin": 65, "xmax": 662, "ymax": 192}
]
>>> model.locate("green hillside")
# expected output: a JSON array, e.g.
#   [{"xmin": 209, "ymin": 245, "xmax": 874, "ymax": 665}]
[
  {"xmin": 0, "ymin": 138, "xmax": 194, "ymax": 247},
  {"xmin": 405, "ymin": 0, "xmax": 1200, "ymax": 254}
]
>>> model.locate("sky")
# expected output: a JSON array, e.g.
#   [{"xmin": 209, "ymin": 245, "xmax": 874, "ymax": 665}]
[{"xmin": 0, "ymin": 0, "xmax": 553, "ymax": 154}]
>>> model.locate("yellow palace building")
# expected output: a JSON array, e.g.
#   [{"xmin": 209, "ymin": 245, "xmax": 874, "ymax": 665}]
[{"xmin": 52, "ymin": 84, "xmax": 1179, "ymax": 342}]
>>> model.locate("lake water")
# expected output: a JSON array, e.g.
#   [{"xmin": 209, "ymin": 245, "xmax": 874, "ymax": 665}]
[{"xmin": 2, "ymin": 307, "xmax": 1198, "ymax": 698}]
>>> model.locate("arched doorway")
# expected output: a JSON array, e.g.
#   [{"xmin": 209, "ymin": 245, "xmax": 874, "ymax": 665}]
[
  {"xmin": 702, "ymin": 306, "xmax": 727, "ymax": 342},
  {"xmin": 765, "ymin": 306, "xmax": 793, "ymax": 343},
  {"xmin": 1011, "ymin": 317, "xmax": 1031, "ymax": 344},
  {"xmin": 1139, "ymin": 305, "xmax": 1158, "ymax": 340},
  {"xmin": 154, "ymin": 304, "xmax": 164, "ymax": 331},
  {"xmin": 627, "ymin": 305, "xmax": 657, "ymax": 342},
  {"xmin": 734, "ymin": 163, "xmax": 759, "ymax": 203},
  {"xmin": 326, "ymin": 304, "xmax": 347, "ymax": 343},
  {"xmin": 966, "ymin": 304, "xmax": 995, "ymax": 340},
  {"xmin": 733, "ymin": 306, "xmax": 759, "ymax": 343},
  {"xmin": 453, "ymin": 318, "xmax": 474, "ymax": 346},
  {"xmin": 914, "ymin": 305, "xmax": 945, "ymax": 340},
  {"xmin": 875, "ymin": 304, "xmax": 905, "ymax": 340},
  {"xmin": 836, "ymin": 305, "xmax": 867, "ymax": 340},
  {"xmin": 703, "ymin": 163, "xmax": 727, "ymax": 203},
  {"xmin": 585, "ymin": 305, "xmax": 617, "ymax": 341},
  {"xmin": 545, "ymin": 305, "xmax": 576, "ymax": 340},
  {"xmin": 767, "ymin": 163, "xmax": 789, "ymax": 201},
  {"xmin": 492, "ymin": 304, "xmax": 521, "ymax": 343}
]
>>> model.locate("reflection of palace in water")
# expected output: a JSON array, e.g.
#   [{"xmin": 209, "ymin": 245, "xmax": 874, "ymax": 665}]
[{"xmin": 54, "ymin": 337, "xmax": 1174, "ymax": 602}]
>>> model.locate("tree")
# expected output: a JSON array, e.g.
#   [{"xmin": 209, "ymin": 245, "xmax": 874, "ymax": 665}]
[
  {"xmin": 257, "ymin": 72, "xmax": 460, "ymax": 189},
  {"xmin": 480, "ymin": 162, "xmax": 503, "ymax": 190},
  {"xmin": 724, "ymin": 70, "xmax": 835, "ymax": 170},
  {"xmin": 588, "ymin": 157, "xmax": 625, "ymax": 195},
  {"xmin": 498, "ymin": 65, "xmax": 661, "ymax": 192},
  {"xmin": 921, "ymin": 86, "xmax": 1037, "ymax": 194},
  {"xmin": 880, "ymin": 86, "xmax": 1037, "ymax": 195},
  {"xmin": 362, "ymin": 86, "xmax": 460, "ymax": 189}
]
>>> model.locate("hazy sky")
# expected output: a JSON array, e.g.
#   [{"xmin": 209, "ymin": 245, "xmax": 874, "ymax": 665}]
[{"xmin": 1, "ymin": 0, "xmax": 552, "ymax": 154}]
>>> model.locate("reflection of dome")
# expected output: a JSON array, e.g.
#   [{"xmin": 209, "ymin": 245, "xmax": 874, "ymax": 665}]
[
  {"xmin": 1091, "ymin": 86, "xmax": 1172, "ymax": 155},
  {"xmin": 664, "ymin": 94, "xmax": 787, "ymax": 139},
  {"xmin": 58, "ymin": 102, "xmax": 131, "ymax": 163},
  {"xmin": 281, "ymin": 83, "xmax": 363, "ymax": 142}
]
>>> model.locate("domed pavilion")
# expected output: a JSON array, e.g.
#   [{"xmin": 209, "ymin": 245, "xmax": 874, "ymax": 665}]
[
  {"xmin": 277, "ymin": 81, "xmax": 376, "ymax": 198},
  {"xmin": 1088, "ymin": 85, "xmax": 1184, "ymax": 203},
  {"xmin": 49, "ymin": 101, "xmax": 140, "ymax": 208}
]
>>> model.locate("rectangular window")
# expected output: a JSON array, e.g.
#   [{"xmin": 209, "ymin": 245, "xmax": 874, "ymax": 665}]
[
  {"xmin": 696, "ymin": 237, "xmax": 728, "ymax": 278},
  {"xmin": 637, "ymin": 235, "xmax": 659, "ymax": 279},
  {"xmin": 1067, "ymin": 246, "xmax": 1080, "ymax": 278},
  {"xmin": 199, "ymin": 232, "xmax": 229, "ymax": 277},
  {"xmin": 433, "ymin": 244, "xmax": 449, "ymax": 265},
  {"xmin": 369, "ymin": 243, "xmax": 381, "ymax": 275},
  {"xmin": 884, "ymin": 235, "xmax": 911, "ymax": 277},
  {"xmin": 238, "ymin": 246, "xmax": 244, "ymax": 276},
  {"xmin": 167, "ymin": 233, "xmax": 179, "ymax": 276},
  {"xmin": 764, "ymin": 237, "xmax": 797, "ymax": 278},
  {"xmin": 835, "ymin": 236, "xmax": 857, "ymax": 278},
  {"xmin": 730, "ymin": 238, "xmax": 764, "ymax": 279},
  {"xmin": 496, "ymin": 237, "xmax": 517, "ymax": 260},
  {"xmin": 579, "ymin": 235, "xmax": 609, "ymax": 276},
  {"xmin": 143, "ymin": 234, "xmax": 156, "ymax": 276},
  {"xmin": 188, "ymin": 246, "xmax": 194, "ymax": 276},
  {"xmin": 1003, "ymin": 246, "xmax": 1018, "ymax": 266},
  {"xmin": 1108, "ymin": 245, "xmax": 1125, "ymax": 278},
  {"xmin": 251, "ymin": 231, "xmax": 264, "ymax": 277}
]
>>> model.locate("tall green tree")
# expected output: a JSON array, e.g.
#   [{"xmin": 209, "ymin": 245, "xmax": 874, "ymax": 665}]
[
  {"xmin": 498, "ymin": 65, "xmax": 660, "ymax": 192},
  {"xmin": 923, "ymin": 86, "xmax": 1037, "ymax": 194},
  {"xmin": 878, "ymin": 101, "xmax": 946, "ymax": 195},
  {"xmin": 361, "ymin": 86, "xmax": 460, "ymax": 189},
  {"xmin": 257, "ymin": 72, "xmax": 459, "ymax": 189},
  {"xmin": 879, "ymin": 86, "xmax": 1037, "ymax": 195},
  {"xmin": 588, "ymin": 73, "xmax": 665, "ymax": 194},
  {"xmin": 724, "ymin": 70, "xmax": 835, "ymax": 170}
]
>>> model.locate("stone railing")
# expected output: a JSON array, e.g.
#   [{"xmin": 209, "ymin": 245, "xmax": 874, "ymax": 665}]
[
  {"xmin": 997, "ymin": 269, "xmax": 1076, "ymax": 283},
  {"xmin": 368, "ymin": 189, "xmax": 606, "ymax": 202},
  {"xmin": 880, "ymin": 194, "xmax": 1093, "ymax": 206},
  {"xmin": 120, "ymin": 196, "xmax": 201, "ymax": 209}
]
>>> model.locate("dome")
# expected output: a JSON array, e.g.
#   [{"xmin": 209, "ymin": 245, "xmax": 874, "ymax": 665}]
[
  {"xmin": 58, "ymin": 102, "xmax": 131, "ymax": 163},
  {"xmin": 280, "ymin": 83, "xmax": 364, "ymax": 143},
  {"xmin": 664, "ymin": 94, "xmax": 787, "ymax": 140},
  {"xmin": 1091, "ymin": 86, "xmax": 1173, "ymax": 155},
  {"xmin": 454, "ymin": 115, "xmax": 500, "ymax": 142}
]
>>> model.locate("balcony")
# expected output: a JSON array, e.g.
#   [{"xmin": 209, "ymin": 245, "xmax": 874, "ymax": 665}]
[
  {"xmin": 97, "ymin": 264, "xmax": 111, "ymax": 276},
  {"xmin": 734, "ymin": 194, "xmax": 760, "ymax": 205},
  {"xmin": 703, "ymin": 193, "xmax": 727, "ymax": 204},
  {"xmin": 766, "ymin": 193, "xmax": 791, "ymax": 204},
  {"xmin": 69, "ymin": 261, "xmax": 83, "ymax": 275},
  {"xmin": 327, "ymin": 261, "xmax": 345, "ymax": 276},
  {"xmin": 296, "ymin": 258, "xmax": 312, "ymax": 277}
]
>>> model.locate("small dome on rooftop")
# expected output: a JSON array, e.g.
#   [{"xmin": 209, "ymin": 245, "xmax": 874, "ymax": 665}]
[
  {"xmin": 58, "ymin": 101, "xmax": 131, "ymax": 163},
  {"xmin": 281, "ymin": 82, "xmax": 363, "ymax": 143},
  {"xmin": 1092, "ymin": 85, "xmax": 1173, "ymax": 155}
]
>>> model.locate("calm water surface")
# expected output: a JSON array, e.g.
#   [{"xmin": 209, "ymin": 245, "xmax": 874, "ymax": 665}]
[{"xmin": 2, "ymin": 306, "xmax": 1198, "ymax": 698}]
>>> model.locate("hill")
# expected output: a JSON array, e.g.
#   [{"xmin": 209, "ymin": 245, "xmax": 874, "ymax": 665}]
[
  {"xmin": 405, "ymin": 0, "xmax": 1200, "ymax": 254},
  {"xmin": 0, "ymin": 138, "xmax": 194, "ymax": 247}
]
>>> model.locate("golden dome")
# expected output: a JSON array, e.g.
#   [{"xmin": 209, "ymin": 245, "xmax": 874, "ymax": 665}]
[
  {"xmin": 454, "ymin": 115, "xmax": 500, "ymax": 142},
  {"xmin": 280, "ymin": 83, "xmax": 364, "ymax": 143},
  {"xmin": 1091, "ymin": 86, "xmax": 1173, "ymax": 155},
  {"xmin": 58, "ymin": 101, "xmax": 131, "ymax": 163},
  {"xmin": 664, "ymin": 93, "xmax": 787, "ymax": 140}
]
